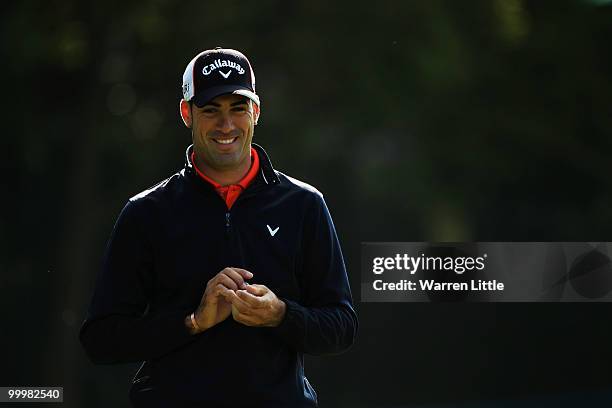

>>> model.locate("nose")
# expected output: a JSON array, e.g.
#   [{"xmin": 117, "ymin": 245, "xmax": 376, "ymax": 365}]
[{"xmin": 216, "ymin": 111, "xmax": 235, "ymax": 133}]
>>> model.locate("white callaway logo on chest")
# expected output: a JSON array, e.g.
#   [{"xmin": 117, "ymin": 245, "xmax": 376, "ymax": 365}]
[
  {"xmin": 267, "ymin": 224, "xmax": 280, "ymax": 237},
  {"xmin": 202, "ymin": 59, "xmax": 245, "ymax": 79}
]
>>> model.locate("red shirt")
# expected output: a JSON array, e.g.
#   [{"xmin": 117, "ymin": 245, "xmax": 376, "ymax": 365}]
[{"xmin": 191, "ymin": 147, "xmax": 260, "ymax": 209}]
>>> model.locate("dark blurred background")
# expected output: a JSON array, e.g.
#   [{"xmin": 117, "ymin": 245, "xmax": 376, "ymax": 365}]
[{"xmin": 3, "ymin": 0, "xmax": 612, "ymax": 406}]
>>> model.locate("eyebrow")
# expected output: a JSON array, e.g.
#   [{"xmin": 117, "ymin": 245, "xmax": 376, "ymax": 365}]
[{"xmin": 202, "ymin": 99, "xmax": 248, "ymax": 108}]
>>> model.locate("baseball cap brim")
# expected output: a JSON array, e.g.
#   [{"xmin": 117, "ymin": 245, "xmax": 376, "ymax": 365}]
[{"xmin": 192, "ymin": 85, "xmax": 260, "ymax": 108}]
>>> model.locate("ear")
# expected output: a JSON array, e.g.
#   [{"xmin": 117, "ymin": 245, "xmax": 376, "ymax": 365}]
[
  {"xmin": 253, "ymin": 103, "xmax": 260, "ymax": 126},
  {"xmin": 180, "ymin": 99, "xmax": 192, "ymax": 128}
]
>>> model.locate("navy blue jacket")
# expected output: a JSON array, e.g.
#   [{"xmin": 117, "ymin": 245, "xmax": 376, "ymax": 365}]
[{"xmin": 79, "ymin": 144, "xmax": 358, "ymax": 407}]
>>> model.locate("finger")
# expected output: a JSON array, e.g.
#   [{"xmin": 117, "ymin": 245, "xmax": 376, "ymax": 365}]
[
  {"xmin": 221, "ymin": 268, "xmax": 248, "ymax": 289},
  {"xmin": 207, "ymin": 273, "xmax": 237, "ymax": 291},
  {"xmin": 229, "ymin": 267, "xmax": 254, "ymax": 281},
  {"xmin": 236, "ymin": 289, "xmax": 265, "ymax": 308},
  {"xmin": 222, "ymin": 290, "xmax": 251, "ymax": 313},
  {"xmin": 208, "ymin": 284, "xmax": 233, "ymax": 304},
  {"xmin": 233, "ymin": 311, "xmax": 261, "ymax": 327},
  {"xmin": 214, "ymin": 274, "xmax": 239, "ymax": 291},
  {"xmin": 245, "ymin": 284, "xmax": 268, "ymax": 297}
]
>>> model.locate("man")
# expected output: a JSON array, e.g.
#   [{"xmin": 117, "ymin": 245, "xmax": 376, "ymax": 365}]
[{"xmin": 79, "ymin": 47, "xmax": 358, "ymax": 407}]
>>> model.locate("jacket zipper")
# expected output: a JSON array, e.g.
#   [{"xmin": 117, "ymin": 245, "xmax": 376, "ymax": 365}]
[{"xmin": 225, "ymin": 212, "xmax": 231, "ymax": 234}]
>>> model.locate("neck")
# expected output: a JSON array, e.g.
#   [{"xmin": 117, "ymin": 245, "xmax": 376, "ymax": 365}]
[{"xmin": 194, "ymin": 152, "xmax": 252, "ymax": 186}]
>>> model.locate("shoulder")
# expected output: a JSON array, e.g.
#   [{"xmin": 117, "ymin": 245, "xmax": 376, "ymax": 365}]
[
  {"xmin": 119, "ymin": 171, "xmax": 185, "ymax": 220},
  {"xmin": 272, "ymin": 171, "xmax": 331, "ymax": 218},
  {"xmin": 275, "ymin": 171, "xmax": 323, "ymax": 199},
  {"xmin": 128, "ymin": 171, "xmax": 185, "ymax": 203}
]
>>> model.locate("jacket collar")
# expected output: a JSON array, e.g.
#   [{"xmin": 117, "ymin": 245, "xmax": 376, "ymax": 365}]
[{"xmin": 183, "ymin": 143, "xmax": 280, "ymax": 187}]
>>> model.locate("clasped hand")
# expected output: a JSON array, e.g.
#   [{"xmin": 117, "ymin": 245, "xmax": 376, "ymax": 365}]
[{"xmin": 191, "ymin": 267, "xmax": 286, "ymax": 333}]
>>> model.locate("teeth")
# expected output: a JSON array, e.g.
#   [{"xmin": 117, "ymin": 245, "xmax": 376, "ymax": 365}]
[{"xmin": 215, "ymin": 137, "xmax": 236, "ymax": 144}]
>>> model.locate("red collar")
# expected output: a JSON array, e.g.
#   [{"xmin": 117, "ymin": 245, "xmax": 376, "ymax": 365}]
[{"xmin": 191, "ymin": 147, "xmax": 260, "ymax": 208}]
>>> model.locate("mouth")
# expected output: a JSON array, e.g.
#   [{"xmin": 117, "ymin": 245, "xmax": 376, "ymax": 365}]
[{"xmin": 212, "ymin": 137, "xmax": 238, "ymax": 145}]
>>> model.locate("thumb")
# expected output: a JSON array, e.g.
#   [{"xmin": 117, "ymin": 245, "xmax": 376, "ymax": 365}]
[{"xmin": 246, "ymin": 284, "xmax": 267, "ymax": 296}]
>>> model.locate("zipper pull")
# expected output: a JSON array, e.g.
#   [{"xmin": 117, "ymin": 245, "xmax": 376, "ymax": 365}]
[{"xmin": 225, "ymin": 212, "xmax": 231, "ymax": 228}]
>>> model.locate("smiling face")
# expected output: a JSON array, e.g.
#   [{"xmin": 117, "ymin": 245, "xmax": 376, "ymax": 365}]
[{"xmin": 181, "ymin": 94, "xmax": 259, "ymax": 176}]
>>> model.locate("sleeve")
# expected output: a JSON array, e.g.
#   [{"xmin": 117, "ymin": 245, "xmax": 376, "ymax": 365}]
[
  {"xmin": 272, "ymin": 193, "xmax": 358, "ymax": 355},
  {"xmin": 79, "ymin": 200, "xmax": 196, "ymax": 364}
]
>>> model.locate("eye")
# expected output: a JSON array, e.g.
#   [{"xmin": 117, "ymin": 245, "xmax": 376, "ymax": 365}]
[
  {"xmin": 202, "ymin": 108, "xmax": 217, "ymax": 115},
  {"xmin": 231, "ymin": 105, "xmax": 248, "ymax": 113}
]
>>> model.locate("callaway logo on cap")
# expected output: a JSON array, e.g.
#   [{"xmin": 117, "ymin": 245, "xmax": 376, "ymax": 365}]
[{"xmin": 182, "ymin": 47, "xmax": 260, "ymax": 108}]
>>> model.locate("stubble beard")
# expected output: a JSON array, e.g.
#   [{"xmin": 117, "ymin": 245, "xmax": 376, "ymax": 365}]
[{"xmin": 193, "ymin": 128, "xmax": 252, "ymax": 172}]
